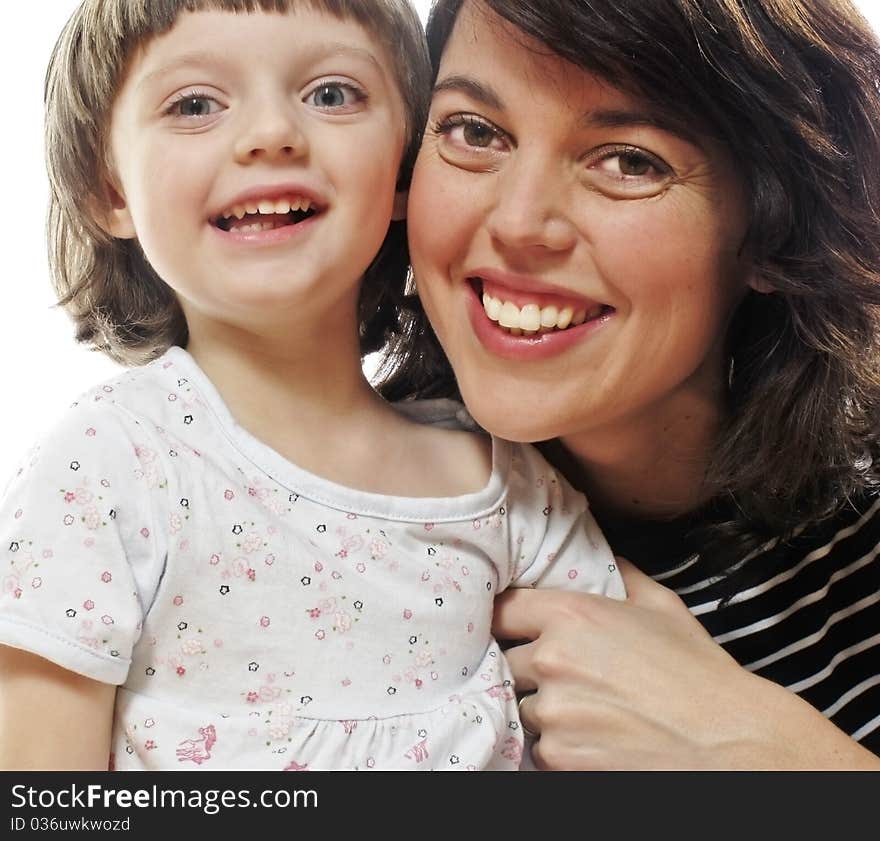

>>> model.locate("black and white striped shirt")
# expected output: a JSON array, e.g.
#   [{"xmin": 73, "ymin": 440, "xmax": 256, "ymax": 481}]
[{"xmin": 606, "ymin": 494, "xmax": 880, "ymax": 756}]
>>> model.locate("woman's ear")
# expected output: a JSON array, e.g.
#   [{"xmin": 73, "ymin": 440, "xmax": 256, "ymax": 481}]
[
  {"xmin": 747, "ymin": 273, "xmax": 774, "ymax": 294},
  {"xmin": 392, "ymin": 189, "xmax": 408, "ymax": 222},
  {"xmin": 91, "ymin": 176, "xmax": 136, "ymax": 240}
]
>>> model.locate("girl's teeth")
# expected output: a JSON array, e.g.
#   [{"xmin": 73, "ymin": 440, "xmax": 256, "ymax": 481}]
[{"xmin": 481, "ymin": 293, "xmax": 604, "ymax": 334}]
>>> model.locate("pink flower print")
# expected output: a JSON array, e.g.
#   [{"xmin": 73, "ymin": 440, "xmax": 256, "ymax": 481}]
[
  {"xmin": 414, "ymin": 650, "xmax": 433, "ymax": 667},
  {"xmin": 209, "ymin": 554, "xmax": 220, "ymax": 566},
  {"xmin": 224, "ymin": 489, "xmax": 234, "ymax": 501},
  {"xmin": 308, "ymin": 608, "xmax": 321, "ymax": 619},
  {"xmin": 341, "ymin": 678, "xmax": 351, "ymax": 687},
  {"xmin": 366, "ymin": 757, "xmax": 376, "ymax": 768},
  {"xmin": 101, "ymin": 571, "xmax": 112, "ymax": 583},
  {"xmin": 259, "ymin": 616, "xmax": 270, "ymax": 628},
  {"xmin": 176, "ymin": 666, "xmax": 186, "ymax": 677},
  {"xmin": 424, "ymin": 523, "xmax": 434, "ymax": 531},
  {"xmin": 500, "ymin": 736, "xmax": 523, "ymax": 764},
  {"xmin": 340, "ymin": 720, "xmax": 358, "ymax": 734},
  {"xmin": 258, "ymin": 685, "xmax": 281, "ymax": 702},
  {"xmin": 246, "ymin": 691, "xmax": 259, "ymax": 704},
  {"xmin": 247, "ymin": 568, "xmax": 256, "ymax": 581},
  {"xmin": 403, "ymin": 609, "xmax": 412, "ymax": 620},
  {"xmin": 335, "ymin": 531, "xmax": 364, "ymax": 559},
  {"xmin": 331, "ymin": 571, "xmax": 342, "ymax": 580},
  {"xmin": 13, "ymin": 589, "xmax": 22, "ymax": 600},
  {"xmin": 268, "ymin": 720, "xmax": 291, "ymax": 740},
  {"xmin": 467, "ymin": 622, "xmax": 474, "ymax": 633},
  {"xmin": 382, "ymin": 655, "xmax": 392, "ymax": 665},
  {"xmin": 14, "ymin": 509, "xmax": 22, "ymax": 519},
  {"xmin": 405, "ymin": 738, "xmax": 429, "ymax": 763},
  {"xmin": 63, "ymin": 491, "xmax": 76, "ymax": 504},
  {"xmin": 86, "ymin": 427, "xmax": 96, "ymax": 437},
  {"xmin": 315, "ymin": 630, "xmax": 325, "ymax": 640},
  {"xmin": 169, "ymin": 513, "xmax": 183, "ymax": 534},
  {"xmin": 140, "ymin": 528, "xmax": 150, "ymax": 538},
  {"xmin": 83, "ymin": 600, "xmax": 94, "ymax": 611},
  {"xmin": 334, "ymin": 612, "xmax": 353, "ymax": 633},
  {"xmin": 145, "ymin": 718, "xmax": 155, "ymax": 728},
  {"xmin": 173, "ymin": 595, "xmax": 183, "ymax": 606},
  {"xmin": 356, "ymin": 562, "xmax": 366, "ymax": 573},
  {"xmin": 472, "ymin": 519, "xmax": 482, "ymax": 530},
  {"xmin": 241, "ymin": 532, "xmax": 263, "ymax": 553},
  {"xmin": 101, "ymin": 615, "xmax": 114, "ymax": 626},
  {"xmin": 30, "ymin": 577, "xmax": 42, "ymax": 589},
  {"xmin": 568, "ymin": 569, "xmax": 578, "ymax": 580},
  {"xmin": 63, "ymin": 515, "xmax": 74, "ymax": 526},
  {"xmin": 265, "ymin": 554, "xmax": 275, "ymax": 566},
  {"xmin": 176, "ymin": 725, "xmax": 216, "ymax": 765},
  {"xmin": 180, "ymin": 639, "xmax": 204, "ymax": 656},
  {"xmin": 284, "ymin": 760, "xmax": 309, "ymax": 771},
  {"xmin": 314, "ymin": 561, "xmax": 323, "ymax": 573},
  {"xmin": 144, "ymin": 740, "xmax": 157, "ymax": 751},
  {"xmin": 369, "ymin": 538, "xmax": 388, "ymax": 560}
]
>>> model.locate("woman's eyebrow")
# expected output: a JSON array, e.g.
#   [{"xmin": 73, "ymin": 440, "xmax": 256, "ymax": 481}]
[
  {"xmin": 432, "ymin": 75, "xmax": 504, "ymax": 110},
  {"xmin": 586, "ymin": 108, "xmax": 703, "ymax": 147}
]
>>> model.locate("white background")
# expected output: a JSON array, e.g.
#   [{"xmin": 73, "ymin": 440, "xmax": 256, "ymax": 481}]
[{"xmin": 1, "ymin": 0, "xmax": 878, "ymax": 482}]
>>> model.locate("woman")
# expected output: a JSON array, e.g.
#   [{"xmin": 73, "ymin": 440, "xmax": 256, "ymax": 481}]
[{"xmin": 383, "ymin": 0, "xmax": 880, "ymax": 768}]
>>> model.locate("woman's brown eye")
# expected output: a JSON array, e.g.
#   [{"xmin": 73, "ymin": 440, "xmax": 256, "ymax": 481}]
[
  {"xmin": 619, "ymin": 153, "xmax": 652, "ymax": 176},
  {"xmin": 463, "ymin": 122, "xmax": 495, "ymax": 147}
]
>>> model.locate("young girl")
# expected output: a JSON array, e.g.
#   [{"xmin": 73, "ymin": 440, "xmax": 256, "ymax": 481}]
[{"xmin": 0, "ymin": 0, "xmax": 623, "ymax": 771}]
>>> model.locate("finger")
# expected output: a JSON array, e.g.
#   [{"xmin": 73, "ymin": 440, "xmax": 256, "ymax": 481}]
[
  {"xmin": 615, "ymin": 555, "xmax": 669, "ymax": 599},
  {"xmin": 493, "ymin": 587, "xmax": 592, "ymax": 641},
  {"xmin": 616, "ymin": 555, "xmax": 693, "ymax": 616},
  {"xmin": 503, "ymin": 639, "xmax": 538, "ymax": 693},
  {"xmin": 517, "ymin": 690, "xmax": 539, "ymax": 738}
]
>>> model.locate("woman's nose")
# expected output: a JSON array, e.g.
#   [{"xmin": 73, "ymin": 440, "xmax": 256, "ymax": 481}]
[
  {"xmin": 485, "ymin": 154, "xmax": 578, "ymax": 253},
  {"xmin": 233, "ymin": 96, "xmax": 308, "ymax": 164}
]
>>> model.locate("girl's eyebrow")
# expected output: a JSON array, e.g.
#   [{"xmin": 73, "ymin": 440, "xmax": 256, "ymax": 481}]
[
  {"xmin": 433, "ymin": 75, "xmax": 504, "ymax": 111},
  {"xmin": 138, "ymin": 43, "xmax": 386, "ymax": 91}
]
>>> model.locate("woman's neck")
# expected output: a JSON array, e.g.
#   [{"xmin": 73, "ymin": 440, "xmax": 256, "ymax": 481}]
[{"xmin": 552, "ymin": 394, "xmax": 724, "ymax": 524}]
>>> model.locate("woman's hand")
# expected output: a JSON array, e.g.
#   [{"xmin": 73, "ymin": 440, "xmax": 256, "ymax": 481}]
[{"xmin": 496, "ymin": 559, "xmax": 880, "ymax": 769}]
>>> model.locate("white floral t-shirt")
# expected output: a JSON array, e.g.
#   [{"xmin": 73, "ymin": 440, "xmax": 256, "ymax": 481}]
[{"xmin": 0, "ymin": 348, "xmax": 623, "ymax": 770}]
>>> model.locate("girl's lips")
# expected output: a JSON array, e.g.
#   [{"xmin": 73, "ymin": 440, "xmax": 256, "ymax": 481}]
[
  {"xmin": 208, "ymin": 211, "xmax": 321, "ymax": 246},
  {"xmin": 464, "ymin": 280, "xmax": 613, "ymax": 361}
]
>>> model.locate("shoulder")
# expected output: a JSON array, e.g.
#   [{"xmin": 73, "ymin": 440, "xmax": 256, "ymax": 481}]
[{"xmin": 391, "ymin": 398, "xmax": 482, "ymax": 432}]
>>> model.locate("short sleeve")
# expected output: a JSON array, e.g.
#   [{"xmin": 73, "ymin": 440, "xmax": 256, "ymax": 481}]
[
  {"xmin": 0, "ymin": 400, "xmax": 166, "ymax": 684},
  {"xmin": 502, "ymin": 444, "xmax": 625, "ymax": 599}
]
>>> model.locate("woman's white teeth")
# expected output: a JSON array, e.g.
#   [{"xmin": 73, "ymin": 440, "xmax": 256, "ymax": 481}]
[{"xmin": 483, "ymin": 293, "xmax": 598, "ymax": 333}]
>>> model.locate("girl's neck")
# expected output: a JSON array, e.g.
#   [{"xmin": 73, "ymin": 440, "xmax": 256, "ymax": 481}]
[{"xmin": 184, "ymin": 317, "xmax": 397, "ymax": 481}]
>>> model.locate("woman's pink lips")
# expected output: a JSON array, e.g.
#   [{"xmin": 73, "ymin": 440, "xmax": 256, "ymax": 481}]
[{"xmin": 465, "ymin": 281, "xmax": 613, "ymax": 361}]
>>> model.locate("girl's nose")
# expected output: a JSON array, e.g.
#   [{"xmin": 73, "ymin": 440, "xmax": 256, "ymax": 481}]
[{"xmin": 234, "ymin": 96, "xmax": 308, "ymax": 164}]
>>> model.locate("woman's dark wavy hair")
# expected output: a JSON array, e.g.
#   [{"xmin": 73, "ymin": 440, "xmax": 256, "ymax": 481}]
[
  {"xmin": 381, "ymin": 0, "xmax": 880, "ymax": 579},
  {"xmin": 46, "ymin": 0, "xmax": 430, "ymax": 365}
]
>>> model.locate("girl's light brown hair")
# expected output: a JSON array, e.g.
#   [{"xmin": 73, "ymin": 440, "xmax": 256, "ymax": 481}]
[{"xmin": 46, "ymin": 0, "xmax": 430, "ymax": 364}]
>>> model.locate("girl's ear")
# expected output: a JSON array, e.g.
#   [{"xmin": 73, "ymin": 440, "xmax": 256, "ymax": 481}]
[
  {"xmin": 91, "ymin": 177, "xmax": 136, "ymax": 240},
  {"xmin": 392, "ymin": 189, "xmax": 408, "ymax": 222}
]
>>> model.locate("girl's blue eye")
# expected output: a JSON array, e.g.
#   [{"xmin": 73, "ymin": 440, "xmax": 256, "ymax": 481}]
[
  {"xmin": 169, "ymin": 94, "xmax": 220, "ymax": 118},
  {"xmin": 313, "ymin": 85, "xmax": 346, "ymax": 108},
  {"xmin": 309, "ymin": 83, "xmax": 363, "ymax": 109}
]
